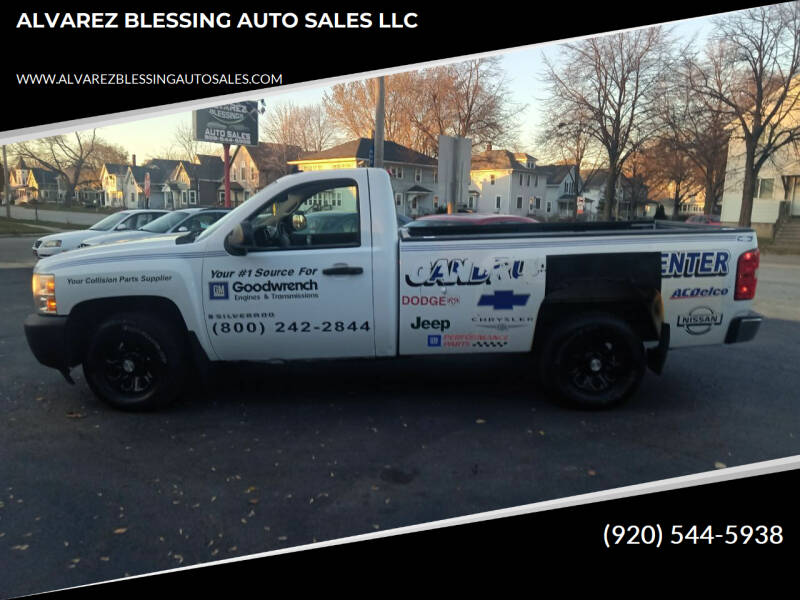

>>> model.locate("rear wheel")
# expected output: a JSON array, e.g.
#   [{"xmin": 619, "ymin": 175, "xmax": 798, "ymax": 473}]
[
  {"xmin": 540, "ymin": 313, "xmax": 645, "ymax": 409},
  {"xmin": 83, "ymin": 312, "xmax": 186, "ymax": 411}
]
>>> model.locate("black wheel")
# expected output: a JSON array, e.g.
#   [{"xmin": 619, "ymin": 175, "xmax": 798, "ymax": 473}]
[
  {"xmin": 540, "ymin": 313, "xmax": 645, "ymax": 409},
  {"xmin": 82, "ymin": 312, "xmax": 186, "ymax": 411}
]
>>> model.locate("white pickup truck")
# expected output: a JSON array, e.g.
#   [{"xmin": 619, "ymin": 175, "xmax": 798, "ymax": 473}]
[{"xmin": 24, "ymin": 168, "xmax": 763, "ymax": 411}]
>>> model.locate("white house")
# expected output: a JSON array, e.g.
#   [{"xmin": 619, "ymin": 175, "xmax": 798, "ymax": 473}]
[{"xmin": 469, "ymin": 149, "xmax": 548, "ymax": 216}]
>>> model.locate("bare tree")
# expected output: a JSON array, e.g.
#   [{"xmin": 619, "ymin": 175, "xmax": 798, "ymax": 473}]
[
  {"xmin": 13, "ymin": 130, "xmax": 99, "ymax": 207},
  {"xmin": 543, "ymin": 27, "xmax": 672, "ymax": 218},
  {"xmin": 261, "ymin": 101, "xmax": 337, "ymax": 153},
  {"xmin": 323, "ymin": 59, "xmax": 524, "ymax": 156},
  {"xmin": 639, "ymin": 137, "xmax": 703, "ymax": 217},
  {"xmin": 661, "ymin": 70, "xmax": 729, "ymax": 215},
  {"xmin": 172, "ymin": 120, "xmax": 219, "ymax": 161},
  {"xmin": 537, "ymin": 105, "xmax": 604, "ymax": 218},
  {"xmin": 685, "ymin": 3, "xmax": 800, "ymax": 226}
]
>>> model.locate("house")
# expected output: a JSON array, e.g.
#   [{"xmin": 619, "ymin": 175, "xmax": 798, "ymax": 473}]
[
  {"xmin": 288, "ymin": 138, "xmax": 441, "ymax": 217},
  {"xmin": 720, "ymin": 114, "xmax": 800, "ymax": 239},
  {"xmin": 537, "ymin": 164, "xmax": 581, "ymax": 219},
  {"xmin": 228, "ymin": 143, "xmax": 301, "ymax": 206},
  {"xmin": 580, "ymin": 170, "xmax": 649, "ymax": 220},
  {"xmin": 469, "ymin": 149, "xmax": 547, "ymax": 216},
  {"xmin": 100, "ymin": 155, "xmax": 225, "ymax": 209}
]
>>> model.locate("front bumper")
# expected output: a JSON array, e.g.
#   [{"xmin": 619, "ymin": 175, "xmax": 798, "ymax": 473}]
[
  {"xmin": 725, "ymin": 311, "xmax": 763, "ymax": 344},
  {"xmin": 24, "ymin": 313, "xmax": 71, "ymax": 369}
]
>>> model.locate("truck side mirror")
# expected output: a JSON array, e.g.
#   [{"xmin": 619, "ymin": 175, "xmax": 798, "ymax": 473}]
[
  {"xmin": 224, "ymin": 222, "xmax": 254, "ymax": 256},
  {"xmin": 292, "ymin": 214, "xmax": 307, "ymax": 231}
]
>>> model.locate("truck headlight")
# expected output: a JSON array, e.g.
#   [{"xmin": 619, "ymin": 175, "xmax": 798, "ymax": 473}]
[
  {"xmin": 32, "ymin": 273, "xmax": 57, "ymax": 313},
  {"xmin": 42, "ymin": 240, "xmax": 62, "ymax": 248}
]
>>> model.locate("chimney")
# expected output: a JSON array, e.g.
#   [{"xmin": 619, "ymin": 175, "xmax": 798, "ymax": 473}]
[
  {"xmin": 132, "ymin": 154, "xmax": 136, "ymax": 166},
  {"xmin": 486, "ymin": 143, "xmax": 492, "ymax": 152}
]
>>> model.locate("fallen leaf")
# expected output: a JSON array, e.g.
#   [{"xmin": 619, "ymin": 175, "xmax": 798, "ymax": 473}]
[
  {"xmin": 113, "ymin": 528, "xmax": 127, "ymax": 535},
  {"xmin": 11, "ymin": 544, "xmax": 29, "ymax": 551},
  {"xmin": 244, "ymin": 486, "xmax": 257, "ymax": 494},
  {"xmin": 475, "ymin": 419, "xmax": 486, "ymax": 424},
  {"xmin": 587, "ymin": 469, "xmax": 597, "ymax": 476},
  {"xmin": 100, "ymin": 556, "xmax": 110, "ymax": 562},
  {"xmin": 714, "ymin": 461, "xmax": 727, "ymax": 469},
  {"xmin": 248, "ymin": 498, "xmax": 259, "ymax": 505},
  {"xmin": 71, "ymin": 558, "xmax": 80, "ymax": 564},
  {"xmin": 65, "ymin": 412, "xmax": 86, "ymax": 419}
]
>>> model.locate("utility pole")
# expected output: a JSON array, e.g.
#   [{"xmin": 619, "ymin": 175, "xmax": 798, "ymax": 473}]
[
  {"xmin": 373, "ymin": 77, "xmax": 385, "ymax": 169},
  {"xmin": 3, "ymin": 146, "xmax": 9, "ymax": 218}
]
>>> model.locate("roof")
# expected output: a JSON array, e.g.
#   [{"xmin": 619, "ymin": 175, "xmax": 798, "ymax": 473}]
[
  {"xmin": 192, "ymin": 154, "xmax": 225, "ymax": 180},
  {"xmin": 535, "ymin": 164, "xmax": 574, "ymax": 185},
  {"xmin": 471, "ymin": 150, "xmax": 534, "ymax": 172},
  {"xmin": 235, "ymin": 143, "xmax": 302, "ymax": 171},
  {"xmin": 406, "ymin": 185, "xmax": 432, "ymax": 193},
  {"xmin": 29, "ymin": 168, "xmax": 59, "ymax": 186},
  {"xmin": 104, "ymin": 163, "xmax": 129, "ymax": 176},
  {"xmin": 292, "ymin": 138, "xmax": 436, "ymax": 167}
]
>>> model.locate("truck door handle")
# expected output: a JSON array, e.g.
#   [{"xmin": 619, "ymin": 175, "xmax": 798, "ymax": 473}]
[{"xmin": 323, "ymin": 265, "xmax": 363, "ymax": 275}]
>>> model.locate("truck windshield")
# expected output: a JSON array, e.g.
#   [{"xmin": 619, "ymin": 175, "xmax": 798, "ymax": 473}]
[
  {"xmin": 89, "ymin": 212, "xmax": 129, "ymax": 231},
  {"xmin": 140, "ymin": 211, "xmax": 190, "ymax": 233}
]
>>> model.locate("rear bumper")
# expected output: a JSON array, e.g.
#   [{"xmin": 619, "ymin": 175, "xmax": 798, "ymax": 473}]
[
  {"xmin": 725, "ymin": 311, "xmax": 763, "ymax": 344},
  {"xmin": 24, "ymin": 313, "xmax": 70, "ymax": 369}
]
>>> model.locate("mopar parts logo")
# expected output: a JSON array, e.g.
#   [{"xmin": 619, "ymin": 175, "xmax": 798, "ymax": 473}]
[
  {"xmin": 661, "ymin": 251, "xmax": 730, "ymax": 278},
  {"xmin": 410, "ymin": 316, "xmax": 451, "ymax": 332},
  {"xmin": 477, "ymin": 290, "xmax": 529, "ymax": 310},
  {"xmin": 670, "ymin": 287, "xmax": 729, "ymax": 299},
  {"xmin": 676, "ymin": 307, "xmax": 723, "ymax": 335},
  {"xmin": 209, "ymin": 281, "xmax": 229, "ymax": 300}
]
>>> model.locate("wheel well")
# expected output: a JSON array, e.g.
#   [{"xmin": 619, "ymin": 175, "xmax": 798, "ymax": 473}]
[
  {"xmin": 534, "ymin": 284, "xmax": 664, "ymax": 350},
  {"xmin": 64, "ymin": 296, "xmax": 189, "ymax": 367}
]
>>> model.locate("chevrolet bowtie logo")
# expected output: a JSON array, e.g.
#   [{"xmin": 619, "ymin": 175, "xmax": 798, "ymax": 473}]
[{"xmin": 477, "ymin": 290, "xmax": 530, "ymax": 310}]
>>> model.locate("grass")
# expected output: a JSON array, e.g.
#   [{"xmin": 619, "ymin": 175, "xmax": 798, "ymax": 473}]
[
  {"xmin": 0, "ymin": 217, "xmax": 54, "ymax": 234},
  {"xmin": 16, "ymin": 203, "xmax": 114, "ymax": 215}
]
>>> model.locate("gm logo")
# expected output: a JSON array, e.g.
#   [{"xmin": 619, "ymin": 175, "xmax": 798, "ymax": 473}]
[
  {"xmin": 427, "ymin": 334, "xmax": 442, "ymax": 347},
  {"xmin": 209, "ymin": 281, "xmax": 229, "ymax": 300},
  {"xmin": 477, "ymin": 290, "xmax": 529, "ymax": 310}
]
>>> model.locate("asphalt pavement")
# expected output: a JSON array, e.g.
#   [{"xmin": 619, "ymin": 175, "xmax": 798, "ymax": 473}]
[{"xmin": 1, "ymin": 237, "xmax": 798, "ymax": 597}]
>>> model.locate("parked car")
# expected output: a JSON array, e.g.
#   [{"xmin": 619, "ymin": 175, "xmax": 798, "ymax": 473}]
[
  {"xmin": 405, "ymin": 213, "xmax": 539, "ymax": 228},
  {"xmin": 79, "ymin": 208, "xmax": 230, "ymax": 248},
  {"xmin": 32, "ymin": 209, "xmax": 169, "ymax": 258},
  {"xmin": 686, "ymin": 214, "xmax": 722, "ymax": 226}
]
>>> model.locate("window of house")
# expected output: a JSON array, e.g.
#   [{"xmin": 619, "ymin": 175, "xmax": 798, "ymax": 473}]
[
  {"xmin": 395, "ymin": 193, "xmax": 402, "ymax": 207},
  {"xmin": 433, "ymin": 196, "xmax": 439, "ymax": 209},
  {"xmin": 240, "ymin": 167, "xmax": 246, "ymax": 180},
  {"xmin": 467, "ymin": 197, "xmax": 474, "ymax": 209},
  {"xmin": 534, "ymin": 176, "xmax": 539, "ymax": 187},
  {"xmin": 189, "ymin": 190, "xmax": 197, "ymax": 205},
  {"xmin": 519, "ymin": 174, "xmax": 523, "ymax": 186},
  {"xmin": 218, "ymin": 191, "xmax": 225, "ymax": 205},
  {"xmin": 415, "ymin": 169, "xmax": 422, "ymax": 183},
  {"xmin": 546, "ymin": 201, "xmax": 552, "ymax": 213},
  {"xmin": 251, "ymin": 167, "xmax": 257, "ymax": 181},
  {"xmin": 535, "ymin": 197, "xmax": 541, "ymax": 210},
  {"xmin": 757, "ymin": 178, "xmax": 774, "ymax": 199},
  {"xmin": 527, "ymin": 175, "xmax": 531, "ymax": 186},
  {"xmin": 411, "ymin": 198, "xmax": 418, "ymax": 210},
  {"xmin": 181, "ymin": 191, "xmax": 187, "ymax": 206},
  {"xmin": 433, "ymin": 170, "xmax": 438, "ymax": 184},
  {"xmin": 389, "ymin": 167, "xmax": 403, "ymax": 179},
  {"xmin": 495, "ymin": 196, "xmax": 501, "ymax": 210},
  {"xmin": 130, "ymin": 192, "xmax": 135, "ymax": 204},
  {"xmin": 516, "ymin": 196, "xmax": 523, "ymax": 209},
  {"xmin": 490, "ymin": 174, "xmax": 495, "ymax": 186}
]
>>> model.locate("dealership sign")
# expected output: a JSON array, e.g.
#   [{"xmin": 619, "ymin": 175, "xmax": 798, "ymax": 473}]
[{"xmin": 193, "ymin": 102, "xmax": 259, "ymax": 145}]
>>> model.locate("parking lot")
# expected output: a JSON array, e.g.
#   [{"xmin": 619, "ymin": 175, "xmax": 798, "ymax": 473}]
[{"xmin": 1, "ymin": 234, "xmax": 799, "ymax": 597}]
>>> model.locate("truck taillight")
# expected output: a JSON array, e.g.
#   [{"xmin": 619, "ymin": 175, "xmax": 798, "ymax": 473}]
[{"xmin": 734, "ymin": 248, "xmax": 759, "ymax": 300}]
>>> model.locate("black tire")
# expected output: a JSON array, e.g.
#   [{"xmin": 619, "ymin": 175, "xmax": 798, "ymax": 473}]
[
  {"xmin": 539, "ymin": 312, "xmax": 645, "ymax": 409},
  {"xmin": 82, "ymin": 312, "xmax": 187, "ymax": 411}
]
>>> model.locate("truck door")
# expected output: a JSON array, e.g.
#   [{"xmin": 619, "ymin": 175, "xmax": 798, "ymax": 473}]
[{"xmin": 202, "ymin": 173, "xmax": 375, "ymax": 361}]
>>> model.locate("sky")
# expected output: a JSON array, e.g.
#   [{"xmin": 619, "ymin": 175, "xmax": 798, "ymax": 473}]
[{"xmin": 92, "ymin": 12, "xmax": 716, "ymax": 162}]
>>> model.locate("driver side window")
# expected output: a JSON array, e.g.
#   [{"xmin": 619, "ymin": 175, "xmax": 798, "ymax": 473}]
[{"xmin": 248, "ymin": 179, "xmax": 360, "ymax": 250}]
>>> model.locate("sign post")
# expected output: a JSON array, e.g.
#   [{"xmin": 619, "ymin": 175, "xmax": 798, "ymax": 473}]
[
  {"xmin": 144, "ymin": 172, "xmax": 150, "ymax": 208},
  {"xmin": 193, "ymin": 101, "xmax": 259, "ymax": 209}
]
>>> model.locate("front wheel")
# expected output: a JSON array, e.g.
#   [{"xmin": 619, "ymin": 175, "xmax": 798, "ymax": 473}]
[
  {"xmin": 83, "ymin": 312, "xmax": 186, "ymax": 411},
  {"xmin": 540, "ymin": 313, "xmax": 645, "ymax": 409}
]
